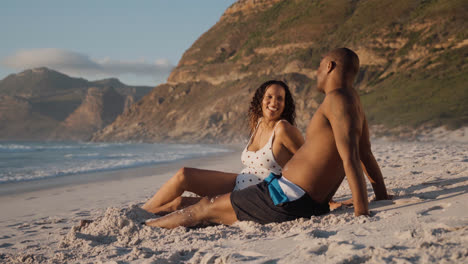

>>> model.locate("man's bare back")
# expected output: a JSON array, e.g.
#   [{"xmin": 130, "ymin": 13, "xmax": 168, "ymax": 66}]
[
  {"xmin": 284, "ymin": 48, "xmax": 388, "ymax": 216},
  {"xmin": 283, "ymin": 89, "xmax": 363, "ymax": 202},
  {"xmin": 146, "ymin": 48, "xmax": 389, "ymax": 228}
]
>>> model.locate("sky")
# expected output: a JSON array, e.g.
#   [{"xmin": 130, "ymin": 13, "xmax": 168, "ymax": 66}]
[{"xmin": 0, "ymin": 0, "xmax": 236, "ymax": 86}]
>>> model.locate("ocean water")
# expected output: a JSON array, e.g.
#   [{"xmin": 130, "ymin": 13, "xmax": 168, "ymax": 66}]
[{"xmin": 0, "ymin": 142, "xmax": 230, "ymax": 184}]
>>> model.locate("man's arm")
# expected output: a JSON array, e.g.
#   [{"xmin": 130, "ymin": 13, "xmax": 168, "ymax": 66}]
[
  {"xmin": 325, "ymin": 92, "xmax": 369, "ymax": 216},
  {"xmin": 359, "ymin": 118, "xmax": 389, "ymax": 200}
]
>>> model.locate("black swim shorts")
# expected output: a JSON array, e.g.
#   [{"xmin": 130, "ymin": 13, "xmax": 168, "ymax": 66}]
[{"xmin": 230, "ymin": 176, "xmax": 330, "ymax": 224}]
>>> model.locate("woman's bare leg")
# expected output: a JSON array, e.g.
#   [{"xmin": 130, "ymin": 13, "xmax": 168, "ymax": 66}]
[
  {"xmin": 150, "ymin": 196, "xmax": 202, "ymax": 215},
  {"xmin": 141, "ymin": 167, "xmax": 237, "ymax": 213},
  {"xmin": 145, "ymin": 193, "xmax": 237, "ymax": 229}
]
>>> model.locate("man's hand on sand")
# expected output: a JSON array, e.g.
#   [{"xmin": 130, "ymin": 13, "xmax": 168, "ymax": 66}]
[
  {"xmin": 372, "ymin": 194, "xmax": 394, "ymax": 201},
  {"xmin": 329, "ymin": 199, "xmax": 354, "ymax": 210},
  {"xmin": 331, "ymin": 194, "xmax": 394, "ymax": 210}
]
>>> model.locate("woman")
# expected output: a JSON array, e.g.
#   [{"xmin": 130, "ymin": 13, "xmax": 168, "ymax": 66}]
[{"xmin": 142, "ymin": 80, "xmax": 304, "ymax": 215}]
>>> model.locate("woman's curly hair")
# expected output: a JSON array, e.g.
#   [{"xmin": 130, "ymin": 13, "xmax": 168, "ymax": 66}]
[{"xmin": 248, "ymin": 80, "xmax": 296, "ymax": 135}]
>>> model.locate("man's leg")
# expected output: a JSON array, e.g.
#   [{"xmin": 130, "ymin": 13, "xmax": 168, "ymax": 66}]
[{"xmin": 145, "ymin": 193, "xmax": 237, "ymax": 229}]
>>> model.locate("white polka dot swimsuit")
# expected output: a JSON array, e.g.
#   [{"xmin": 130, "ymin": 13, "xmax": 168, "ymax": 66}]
[{"xmin": 234, "ymin": 119, "xmax": 283, "ymax": 191}]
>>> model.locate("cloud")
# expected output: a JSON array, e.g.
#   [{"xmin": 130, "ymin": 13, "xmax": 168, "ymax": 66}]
[{"xmin": 2, "ymin": 48, "xmax": 174, "ymax": 82}]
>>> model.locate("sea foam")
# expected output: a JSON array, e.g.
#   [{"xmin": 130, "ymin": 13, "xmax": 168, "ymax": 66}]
[{"xmin": 0, "ymin": 142, "xmax": 230, "ymax": 183}]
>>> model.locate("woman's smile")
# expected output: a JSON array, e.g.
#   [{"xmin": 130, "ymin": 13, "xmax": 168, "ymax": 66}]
[
  {"xmin": 267, "ymin": 106, "xmax": 278, "ymax": 112},
  {"xmin": 262, "ymin": 84, "xmax": 285, "ymax": 120}
]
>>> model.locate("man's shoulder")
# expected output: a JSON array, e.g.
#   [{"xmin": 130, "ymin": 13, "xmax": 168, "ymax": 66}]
[
  {"xmin": 323, "ymin": 89, "xmax": 352, "ymax": 104},
  {"xmin": 322, "ymin": 89, "xmax": 353, "ymax": 113}
]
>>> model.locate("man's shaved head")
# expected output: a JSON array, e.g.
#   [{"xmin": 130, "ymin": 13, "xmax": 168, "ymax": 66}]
[
  {"xmin": 325, "ymin": 48, "xmax": 360, "ymax": 80},
  {"xmin": 316, "ymin": 48, "xmax": 360, "ymax": 92}
]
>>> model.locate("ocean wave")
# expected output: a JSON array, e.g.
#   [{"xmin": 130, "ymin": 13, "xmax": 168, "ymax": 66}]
[
  {"xmin": 64, "ymin": 153, "xmax": 100, "ymax": 158},
  {"xmin": 0, "ymin": 142, "xmax": 232, "ymax": 184},
  {"xmin": 0, "ymin": 142, "xmax": 128, "ymax": 153},
  {"xmin": 0, "ymin": 154, "xmax": 183, "ymax": 183}
]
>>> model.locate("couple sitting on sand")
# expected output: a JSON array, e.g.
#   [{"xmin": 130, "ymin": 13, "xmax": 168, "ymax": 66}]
[{"xmin": 142, "ymin": 48, "xmax": 391, "ymax": 228}]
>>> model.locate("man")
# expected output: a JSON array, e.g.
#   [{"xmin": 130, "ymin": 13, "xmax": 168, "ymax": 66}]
[{"xmin": 146, "ymin": 48, "xmax": 389, "ymax": 228}]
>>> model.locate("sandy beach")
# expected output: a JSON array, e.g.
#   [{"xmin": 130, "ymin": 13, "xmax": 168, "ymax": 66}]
[{"xmin": 1, "ymin": 138, "xmax": 467, "ymax": 263}]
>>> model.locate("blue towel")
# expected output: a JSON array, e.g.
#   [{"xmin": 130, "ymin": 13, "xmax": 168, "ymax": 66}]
[{"xmin": 264, "ymin": 173, "xmax": 289, "ymax": 205}]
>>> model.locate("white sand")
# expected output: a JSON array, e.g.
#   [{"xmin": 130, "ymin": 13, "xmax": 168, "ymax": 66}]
[{"xmin": 1, "ymin": 139, "xmax": 467, "ymax": 263}]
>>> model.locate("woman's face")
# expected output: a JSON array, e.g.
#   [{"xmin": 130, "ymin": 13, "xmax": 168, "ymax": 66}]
[{"xmin": 261, "ymin": 84, "xmax": 286, "ymax": 121}]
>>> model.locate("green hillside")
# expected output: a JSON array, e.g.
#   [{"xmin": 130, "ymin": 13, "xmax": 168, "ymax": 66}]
[
  {"xmin": 94, "ymin": 0, "xmax": 468, "ymax": 143},
  {"xmin": 193, "ymin": 0, "xmax": 468, "ymax": 129}
]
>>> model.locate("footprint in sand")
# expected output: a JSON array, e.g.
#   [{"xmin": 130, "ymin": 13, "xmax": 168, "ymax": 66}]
[
  {"xmin": 20, "ymin": 240, "xmax": 34, "ymax": 244},
  {"xmin": 310, "ymin": 229, "xmax": 337, "ymax": 238},
  {"xmin": 15, "ymin": 223, "xmax": 32, "ymax": 230},
  {"xmin": 224, "ymin": 251, "xmax": 269, "ymax": 263},
  {"xmin": 294, "ymin": 229, "xmax": 338, "ymax": 240},
  {"xmin": 74, "ymin": 210, "xmax": 91, "ymax": 217},
  {"xmin": 7, "ymin": 222, "xmax": 24, "ymax": 228},
  {"xmin": 22, "ymin": 244, "xmax": 40, "ymax": 250},
  {"xmin": 418, "ymin": 204, "xmax": 450, "ymax": 216},
  {"xmin": 350, "ymin": 226, "xmax": 374, "ymax": 237},
  {"xmin": 307, "ymin": 244, "xmax": 329, "ymax": 255},
  {"xmin": 0, "ymin": 242, "xmax": 14, "ymax": 248}
]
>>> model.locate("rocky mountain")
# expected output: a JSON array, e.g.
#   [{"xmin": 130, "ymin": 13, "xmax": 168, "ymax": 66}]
[
  {"xmin": 50, "ymin": 87, "xmax": 126, "ymax": 141},
  {"xmin": 0, "ymin": 68, "xmax": 153, "ymax": 140},
  {"xmin": 93, "ymin": 0, "xmax": 467, "ymax": 143},
  {"xmin": 0, "ymin": 95, "xmax": 58, "ymax": 140},
  {"xmin": 0, "ymin": 67, "xmax": 88, "ymax": 98}
]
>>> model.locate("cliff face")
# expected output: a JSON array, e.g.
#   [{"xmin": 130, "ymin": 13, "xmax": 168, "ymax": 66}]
[
  {"xmin": 0, "ymin": 68, "xmax": 152, "ymax": 141},
  {"xmin": 94, "ymin": 0, "xmax": 467, "ymax": 143},
  {"xmin": 52, "ymin": 87, "xmax": 126, "ymax": 141},
  {"xmin": 0, "ymin": 95, "xmax": 59, "ymax": 140}
]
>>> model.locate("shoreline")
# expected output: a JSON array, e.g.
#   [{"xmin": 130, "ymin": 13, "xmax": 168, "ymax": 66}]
[
  {"xmin": 0, "ymin": 147, "xmax": 243, "ymax": 223},
  {"xmin": 0, "ymin": 143, "xmax": 242, "ymax": 197}
]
